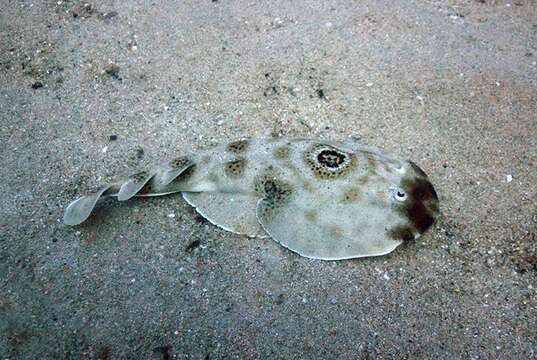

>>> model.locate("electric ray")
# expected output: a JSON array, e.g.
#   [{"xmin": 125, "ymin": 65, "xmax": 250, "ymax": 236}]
[{"xmin": 63, "ymin": 138, "xmax": 440, "ymax": 260}]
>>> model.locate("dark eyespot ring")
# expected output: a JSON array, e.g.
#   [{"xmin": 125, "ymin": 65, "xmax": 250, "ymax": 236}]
[
  {"xmin": 317, "ymin": 149, "xmax": 346, "ymax": 168},
  {"xmin": 303, "ymin": 144, "xmax": 356, "ymax": 179}
]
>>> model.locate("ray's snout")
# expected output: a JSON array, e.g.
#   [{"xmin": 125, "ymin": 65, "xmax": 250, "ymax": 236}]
[{"xmin": 400, "ymin": 161, "xmax": 440, "ymax": 236}]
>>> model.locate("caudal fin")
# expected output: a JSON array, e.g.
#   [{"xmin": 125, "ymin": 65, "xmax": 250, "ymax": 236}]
[{"xmin": 63, "ymin": 185, "xmax": 118, "ymax": 225}]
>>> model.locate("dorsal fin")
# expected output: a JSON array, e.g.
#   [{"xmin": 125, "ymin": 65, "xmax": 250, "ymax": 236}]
[
  {"xmin": 117, "ymin": 171, "xmax": 155, "ymax": 201},
  {"xmin": 159, "ymin": 157, "xmax": 194, "ymax": 186}
]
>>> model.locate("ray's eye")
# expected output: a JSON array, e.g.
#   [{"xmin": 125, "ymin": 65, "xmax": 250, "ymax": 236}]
[{"xmin": 395, "ymin": 190, "xmax": 407, "ymax": 201}]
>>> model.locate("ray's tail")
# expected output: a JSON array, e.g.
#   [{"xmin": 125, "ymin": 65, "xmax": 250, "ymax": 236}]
[{"xmin": 63, "ymin": 157, "xmax": 194, "ymax": 225}]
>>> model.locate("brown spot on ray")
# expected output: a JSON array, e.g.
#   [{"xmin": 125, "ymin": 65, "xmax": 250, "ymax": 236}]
[
  {"xmin": 169, "ymin": 156, "xmax": 190, "ymax": 170},
  {"xmin": 257, "ymin": 178, "xmax": 294, "ymax": 220},
  {"xmin": 227, "ymin": 140, "xmax": 249, "ymax": 154},
  {"xmin": 224, "ymin": 158, "xmax": 247, "ymax": 177},
  {"xmin": 274, "ymin": 146, "xmax": 291, "ymax": 159}
]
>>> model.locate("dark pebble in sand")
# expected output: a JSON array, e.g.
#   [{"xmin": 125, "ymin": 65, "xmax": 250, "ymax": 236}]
[
  {"xmin": 136, "ymin": 147, "xmax": 144, "ymax": 159},
  {"xmin": 31, "ymin": 81, "xmax": 44, "ymax": 89},
  {"xmin": 100, "ymin": 11, "xmax": 118, "ymax": 20},
  {"xmin": 105, "ymin": 64, "xmax": 121, "ymax": 79}
]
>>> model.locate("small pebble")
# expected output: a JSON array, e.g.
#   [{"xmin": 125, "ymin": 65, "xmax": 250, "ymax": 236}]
[
  {"xmin": 506, "ymin": 174, "xmax": 513, "ymax": 183},
  {"xmin": 168, "ymin": 213, "xmax": 175, "ymax": 218},
  {"xmin": 109, "ymin": 135, "xmax": 117, "ymax": 141}
]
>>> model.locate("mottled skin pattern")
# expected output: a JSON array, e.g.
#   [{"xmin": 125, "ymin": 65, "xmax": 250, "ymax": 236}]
[
  {"xmin": 63, "ymin": 138, "xmax": 440, "ymax": 260},
  {"xmin": 226, "ymin": 140, "xmax": 249, "ymax": 154}
]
